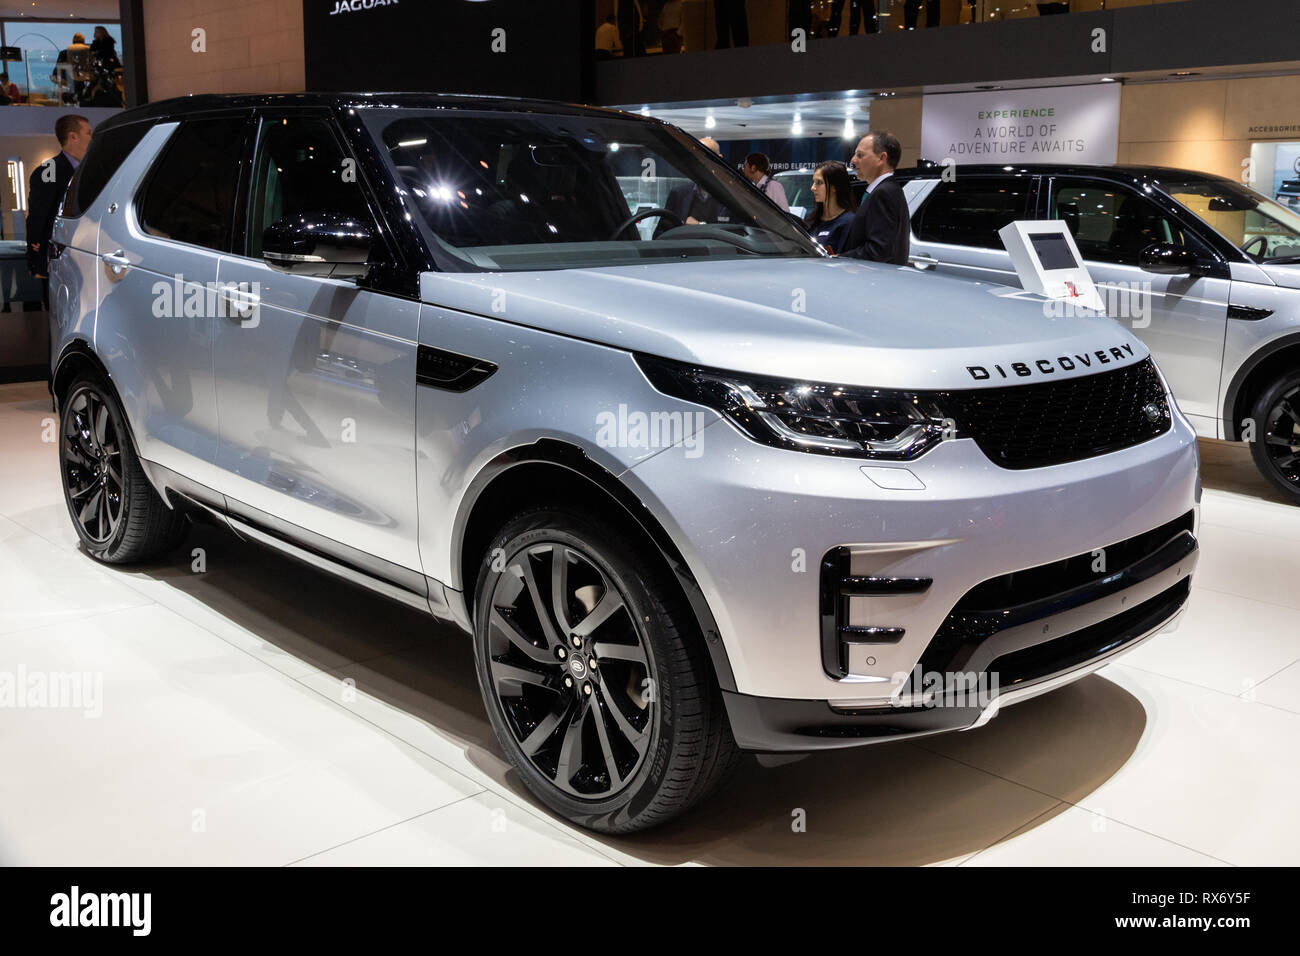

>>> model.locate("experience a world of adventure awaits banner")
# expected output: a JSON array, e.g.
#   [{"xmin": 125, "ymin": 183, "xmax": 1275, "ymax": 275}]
[{"xmin": 921, "ymin": 83, "xmax": 1121, "ymax": 165}]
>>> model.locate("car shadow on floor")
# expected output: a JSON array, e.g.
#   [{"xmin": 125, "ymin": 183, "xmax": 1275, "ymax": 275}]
[{"xmin": 115, "ymin": 517, "xmax": 1149, "ymax": 866}]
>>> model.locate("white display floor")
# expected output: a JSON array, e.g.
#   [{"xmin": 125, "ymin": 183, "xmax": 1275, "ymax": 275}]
[{"xmin": 2, "ymin": 380, "xmax": 1297, "ymax": 866}]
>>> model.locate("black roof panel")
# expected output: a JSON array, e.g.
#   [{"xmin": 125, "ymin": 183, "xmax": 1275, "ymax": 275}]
[
  {"xmin": 96, "ymin": 91, "xmax": 637, "ymax": 133},
  {"xmin": 894, "ymin": 162, "xmax": 1235, "ymax": 187}
]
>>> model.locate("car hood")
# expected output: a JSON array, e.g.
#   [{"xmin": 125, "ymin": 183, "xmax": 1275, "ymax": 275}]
[{"xmin": 419, "ymin": 257, "xmax": 1150, "ymax": 390}]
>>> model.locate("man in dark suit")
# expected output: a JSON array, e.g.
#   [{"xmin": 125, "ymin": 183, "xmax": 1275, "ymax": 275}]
[
  {"xmin": 840, "ymin": 130, "xmax": 910, "ymax": 266},
  {"xmin": 27, "ymin": 114, "xmax": 92, "ymax": 302}
]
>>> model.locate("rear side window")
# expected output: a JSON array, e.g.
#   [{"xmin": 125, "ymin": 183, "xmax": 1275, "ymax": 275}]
[
  {"xmin": 62, "ymin": 121, "xmax": 151, "ymax": 218},
  {"xmin": 915, "ymin": 177, "xmax": 1034, "ymax": 249},
  {"xmin": 138, "ymin": 117, "xmax": 246, "ymax": 251}
]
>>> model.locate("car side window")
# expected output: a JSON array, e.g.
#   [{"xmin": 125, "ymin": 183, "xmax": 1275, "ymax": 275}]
[
  {"xmin": 138, "ymin": 117, "xmax": 245, "ymax": 251},
  {"xmin": 915, "ymin": 177, "xmax": 1033, "ymax": 249},
  {"xmin": 1050, "ymin": 179, "xmax": 1188, "ymax": 267},
  {"xmin": 246, "ymin": 115, "xmax": 381, "ymax": 259}
]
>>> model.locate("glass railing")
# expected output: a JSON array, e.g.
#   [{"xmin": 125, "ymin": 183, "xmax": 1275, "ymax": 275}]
[
  {"xmin": 0, "ymin": 20, "xmax": 124, "ymax": 107},
  {"xmin": 594, "ymin": 0, "xmax": 1188, "ymax": 57}
]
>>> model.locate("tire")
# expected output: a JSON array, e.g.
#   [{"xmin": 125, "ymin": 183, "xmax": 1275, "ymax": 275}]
[
  {"xmin": 58, "ymin": 374, "xmax": 188, "ymax": 563},
  {"xmin": 472, "ymin": 505, "xmax": 741, "ymax": 833},
  {"xmin": 1248, "ymin": 370, "xmax": 1300, "ymax": 505}
]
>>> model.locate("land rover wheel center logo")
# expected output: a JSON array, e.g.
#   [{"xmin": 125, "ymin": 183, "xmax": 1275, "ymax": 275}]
[{"xmin": 569, "ymin": 657, "xmax": 587, "ymax": 679}]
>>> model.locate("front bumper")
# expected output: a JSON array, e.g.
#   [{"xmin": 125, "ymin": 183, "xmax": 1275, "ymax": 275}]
[
  {"xmin": 619, "ymin": 401, "xmax": 1201, "ymax": 721},
  {"xmin": 724, "ymin": 536, "xmax": 1193, "ymax": 751}
]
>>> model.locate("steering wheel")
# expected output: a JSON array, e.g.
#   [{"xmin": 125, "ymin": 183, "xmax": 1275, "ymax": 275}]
[
  {"xmin": 1243, "ymin": 234, "xmax": 1268, "ymax": 259},
  {"xmin": 609, "ymin": 207, "xmax": 683, "ymax": 240}
]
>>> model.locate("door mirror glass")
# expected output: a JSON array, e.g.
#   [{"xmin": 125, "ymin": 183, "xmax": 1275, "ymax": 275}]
[
  {"xmin": 1138, "ymin": 241, "xmax": 1199, "ymax": 275},
  {"xmin": 262, "ymin": 212, "xmax": 372, "ymax": 278}
]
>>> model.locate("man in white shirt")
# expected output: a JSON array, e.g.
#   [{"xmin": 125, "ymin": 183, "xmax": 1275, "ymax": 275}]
[
  {"xmin": 595, "ymin": 14, "xmax": 622, "ymax": 58},
  {"xmin": 743, "ymin": 152, "xmax": 789, "ymax": 212}
]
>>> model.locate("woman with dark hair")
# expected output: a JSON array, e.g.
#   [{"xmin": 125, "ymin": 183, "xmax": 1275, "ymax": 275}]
[{"xmin": 804, "ymin": 160, "xmax": 857, "ymax": 254}]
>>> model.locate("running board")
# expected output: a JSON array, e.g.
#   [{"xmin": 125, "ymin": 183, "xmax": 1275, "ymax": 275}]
[{"xmin": 223, "ymin": 514, "xmax": 436, "ymax": 614}]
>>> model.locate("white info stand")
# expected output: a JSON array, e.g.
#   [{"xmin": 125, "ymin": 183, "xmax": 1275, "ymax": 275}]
[{"xmin": 997, "ymin": 220, "xmax": 1106, "ymax": 313}]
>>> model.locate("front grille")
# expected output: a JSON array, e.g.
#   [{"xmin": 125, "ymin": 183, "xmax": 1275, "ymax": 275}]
[{"xmin": 942, "ymin": 358, "xmax": 1170, "ymax": 469}]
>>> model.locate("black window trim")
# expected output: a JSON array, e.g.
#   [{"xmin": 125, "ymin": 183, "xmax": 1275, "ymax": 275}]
[
  {"xmin": 131, "ymin": 109, "xmax": 257, "ymax": 257},
  {"xmin": 61, "ymin": 118, "xmax": 155, "ymax": 220},
  {"xmin": 232, "ymin": 106, "xmax": 412, "ymax": 298},
  {"xmin": 913, "ymin": 173, "xmax": 1042, "ymax": 250}
]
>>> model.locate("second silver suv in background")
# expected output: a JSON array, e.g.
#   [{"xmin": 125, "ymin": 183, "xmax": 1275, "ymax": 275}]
[{"xmin": 889, "ymin": 163, "xmax": 1300, "ymax": 502}]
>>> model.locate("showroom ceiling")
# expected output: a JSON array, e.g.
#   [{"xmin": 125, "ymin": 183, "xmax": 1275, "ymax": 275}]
[
  {"xmin": 625, "ymin": 95, "xmax": 875, "ymax": 141},
  {"xmin": 621, "ymin": 60, "xmax": 1300, "ymax": 141},
  {"xmin": 0, "ymin": 0, "xmax": 117, "ymax": 19}
]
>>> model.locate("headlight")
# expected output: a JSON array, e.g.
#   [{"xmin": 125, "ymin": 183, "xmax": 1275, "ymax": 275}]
[{"xmin": 636, "ymin": 354, "xmax": 953, "ymax": 459}]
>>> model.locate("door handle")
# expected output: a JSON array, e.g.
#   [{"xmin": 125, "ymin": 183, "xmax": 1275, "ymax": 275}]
[
  {"xmin": 221, "ymin": 287, "xmax": 260, "ymax": 320},
  {"xmin": 101, "ymin": 249, "xmax": 129, "ymax": 278}
]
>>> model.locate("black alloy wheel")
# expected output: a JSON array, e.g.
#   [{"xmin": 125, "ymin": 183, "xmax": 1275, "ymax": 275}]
[
  {"xmin": 58, "ymin": 375, "xmax": 187, "ymax": 562},
  {"xmin": 472, "ymin": 506, "xmax": 742, "ymax": 832},
  {"xmin": 1250, "ymin": 372, "xmax": 1300, "ymax": 504},
  {"xmin": 62, "ymin": 386, "xmax": 124, "ymax": 544},
  {"xmin": 485, "ymin": 540, "xmax": 653, "ymax": 799}
]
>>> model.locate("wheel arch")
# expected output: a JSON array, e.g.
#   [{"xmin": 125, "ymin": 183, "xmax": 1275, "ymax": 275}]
[
  {"xmin": 453, "ymin": 439, "xmax": 737, "ymax": 692},
  {"xmin": 1223, "ymin": 333, "xmax": 1300, "ymax": 441},
  {"xmin": 52, "ymin": 338, "xmax": 105, "ymax": 409},
  {"xmin": 52, "ymin": 338, "xmax": 164, "ymax": 499}
]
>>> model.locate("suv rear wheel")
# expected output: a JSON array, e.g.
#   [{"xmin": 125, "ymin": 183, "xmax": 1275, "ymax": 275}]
[
  {"xmin": 472, "ymin": 505, "xmax": 740, "ymax": 832},
  {"xmin": 59, "ymin": 375, "xmax": 188, "ymax": 562}
]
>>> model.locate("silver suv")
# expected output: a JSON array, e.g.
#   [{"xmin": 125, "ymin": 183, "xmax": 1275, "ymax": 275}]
[
  {"xmin": 49, "ymin": 95, "xmax": 1200, "ymax": 832},
  {"xmin": 893, "ymin": 164, "xmax": 1300, "ymax": 502}
]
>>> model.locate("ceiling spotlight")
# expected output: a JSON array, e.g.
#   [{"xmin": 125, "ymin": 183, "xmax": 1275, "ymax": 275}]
[
  {"xmin": 791, "ymin": 112, "xmax": 803, "ymax": 135},
  {"xmin": 842, "ymin": 117, "xmax": 856, "ymax": 139},
  {"xmin": 705, "ymin": 114, "xmax": 716, "ymax": 129}
]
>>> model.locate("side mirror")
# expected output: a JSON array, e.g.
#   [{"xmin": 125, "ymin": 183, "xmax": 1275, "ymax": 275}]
[
  {"xmin": 1138, "ymin": 242, "xmax": 1199, "ymax": 275},
  {"xmin": 262, "ymin": 212, "xmax": 372, "ymax": 278}
]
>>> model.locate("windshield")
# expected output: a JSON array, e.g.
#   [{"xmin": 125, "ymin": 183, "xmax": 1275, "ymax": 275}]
[
  {"xmin": 1162, "ymin": 179, "xmax": 1300, "ymax": 264},
  {"xmin": 362, "ymin": 109, "xmax": 821, "ymax": 271}
]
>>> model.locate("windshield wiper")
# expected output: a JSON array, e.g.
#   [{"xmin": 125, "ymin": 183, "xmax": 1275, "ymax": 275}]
[{"xmin": 1263, "ymin": 255, "xmax": 1300, "ymax": 265}]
